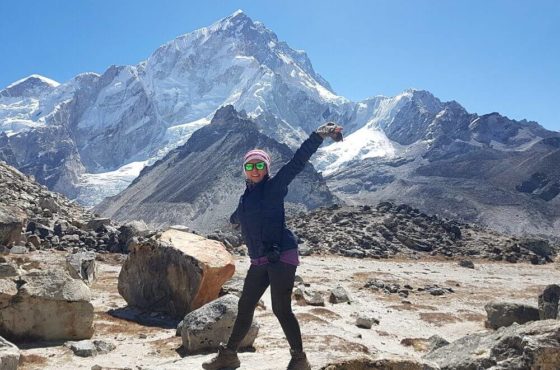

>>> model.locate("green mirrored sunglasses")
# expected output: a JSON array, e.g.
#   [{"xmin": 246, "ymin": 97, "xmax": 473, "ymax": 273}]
[{"xmin": 244, "ymin": 162, "xmax": 266, "ymax": 171}]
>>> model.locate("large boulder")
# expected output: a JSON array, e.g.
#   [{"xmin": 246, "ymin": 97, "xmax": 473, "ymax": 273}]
[
  {"xmin": 0, "ymin": 269, "xmax": 94, "ymax": 341},
  {"xmin": 180, "ymin": 294, "xmax": 258, "ymax": 353},
  {"xmin": 0, "ymin": 336, "xmax": 19, "ymax": 370},
  {"xmin": 484, "ymin": 301, "xmax": 540, "ymax": 329},
  {"xmin": 0, "ymin": 206, "xmax": 26, "ymax": 246},
  {"xmin": 118, "ymin": 229, "xmax": 235, "ymax": 318},
  {"xmin": 538, "ymin": 284, "xmax": 560, "ymax": 319},
  {"xmin": 424, "ymin": 320, "xmax": 560, "ymax": 369}
]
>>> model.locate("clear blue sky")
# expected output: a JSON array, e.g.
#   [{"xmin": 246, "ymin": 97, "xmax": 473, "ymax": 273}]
[{"xmin": 1, "ymin": 0, "xmax": 559, "ymax": 131}]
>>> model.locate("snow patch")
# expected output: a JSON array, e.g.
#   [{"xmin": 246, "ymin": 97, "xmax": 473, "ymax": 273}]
[
  {"xmin": 314, "ymin": 122, "xmax": 396, "ymax": 174},
  {"xmin": 5, "ymin": 74, "xmax": 60, "ymax": 89}
]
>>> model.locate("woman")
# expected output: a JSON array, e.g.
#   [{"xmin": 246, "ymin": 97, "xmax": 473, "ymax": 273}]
[{"xmin": 202, "ymin": 122, "xmax": 343, "ymax": 370}]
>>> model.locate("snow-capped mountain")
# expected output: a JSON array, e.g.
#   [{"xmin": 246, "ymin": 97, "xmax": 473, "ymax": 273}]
[
  {"xmin": 1, "ymin": 10, "xmax": 559, "ymax": 238},
  {"xmin": 0, "ymin": 10, "xmax": 353, "ymax": 204}
]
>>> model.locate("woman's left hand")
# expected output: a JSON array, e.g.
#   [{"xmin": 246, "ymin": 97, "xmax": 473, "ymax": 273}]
[{"xmin": 316, "ymin": 122, "xmax": 344, "ymax": 142}]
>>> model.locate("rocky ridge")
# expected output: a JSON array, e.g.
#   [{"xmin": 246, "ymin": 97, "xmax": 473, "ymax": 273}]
[
  {"xmin": 0, "ymin": 160, "xmax": 148, "ymax": 254},
  {"xmin": 286, "ymin": 202, "xmax": 558, "ymax": 264}
]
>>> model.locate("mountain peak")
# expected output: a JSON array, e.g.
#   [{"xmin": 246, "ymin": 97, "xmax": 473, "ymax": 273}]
[
  {"xmin": 6, "ymin": 74, "xmax": 60, "ymax": 89},
  {"xmin": 210, "ymin": 9, "xmax": 254, "ymax": 32},
  {"xmin": 1, "ymin": 74, "xmax": 60, "ymax": 98}
]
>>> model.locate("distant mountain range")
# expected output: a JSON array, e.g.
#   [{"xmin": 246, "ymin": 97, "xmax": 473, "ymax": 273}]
[{"xmin": 1, "ymin": 10, "xmax": 559, "ymax": 238}]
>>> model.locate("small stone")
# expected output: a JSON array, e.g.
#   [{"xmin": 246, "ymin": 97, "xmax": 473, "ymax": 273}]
[
  {"xmin": 65, "ymin": 340, "xmax": 97, "ymax": 357},
  {"xmin": 458, "ymin": 260, "xmax": 475, "ymax": 269},
  {"xmin": 9, "ymin": 245, "xmax": 28, "ymax": 254},
  {"xmin": 356, "ymin": 314, "xmax": 379, "ymax": 329},
  {"xmin": 306, "ymin": 291, "xmax": 325, "ymax": 306},
  {"xmin": 329, "ymin": 286, "xmax": 350, "ymax": 304},
  {"xmin": 28, "ymin": 235, "xmax": 41, "ymax": 248},
  {"xmin": 93, "ymin": 340, "xmax": 115, "ymax": 354}
]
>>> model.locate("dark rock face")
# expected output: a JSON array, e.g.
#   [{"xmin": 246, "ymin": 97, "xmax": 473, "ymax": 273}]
[
  {"xmin": 484, "ymin": 302, "xmax": 540, "ymax": 329},
  {"xmin": 538, "ymin": 284, "xmax": 560, "ymax": 320},
  {"xmin": 2, "ymin": 125, "xmax": 85, "ymax": 198},
  {"xmin": 286, "ymin": 201, "xmax": 557, "ymax": 262},
  {"xmin": 424, "ymin": 320, "xmax": 560, "ymax": 370},
  {"xmin": 96, "ymin": 106, "xmax": 337, "ymax": 233}
]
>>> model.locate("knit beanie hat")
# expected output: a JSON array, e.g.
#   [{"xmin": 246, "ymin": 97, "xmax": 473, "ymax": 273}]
[{"xmin": 243, "ymin": 149, "xmax": 271, "ymax": 172}]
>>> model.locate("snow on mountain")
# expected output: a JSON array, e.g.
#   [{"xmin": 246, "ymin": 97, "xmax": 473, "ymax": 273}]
[
  {"xmin": 0, "ymin": 73, "xmax": 97, "ymax": 136},
  {"xmin": 3, "ymin": 74, "xmax": 60, "ymax": 93},
  {"xmin": 75, "ymin": 160, "xmax": 149, "ymax": 206},
  {"xmin": 0, "ymin": 10, "xmax": 354, "ymax": 206},
  {"xmin": 312, "ymin": 89, "xmax": 444, "ymax": 173},
  {"xmin": 315, "ymin": 123, "xmax": 397, "ymax": 175}
]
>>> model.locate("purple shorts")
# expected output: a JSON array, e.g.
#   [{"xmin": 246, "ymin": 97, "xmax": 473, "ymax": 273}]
[{"xmin": 250, "ymin": 248, "xmax": 299, "ymax": 266}]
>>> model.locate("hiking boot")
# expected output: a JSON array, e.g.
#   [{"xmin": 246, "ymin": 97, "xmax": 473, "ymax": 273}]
[
  {"xmin": 202, "ymin": 344, "xmax": 240, "ymax": 370},
  {"xmin": 287, "ymin": 349, "xmax": 311, "ymax": 370}
]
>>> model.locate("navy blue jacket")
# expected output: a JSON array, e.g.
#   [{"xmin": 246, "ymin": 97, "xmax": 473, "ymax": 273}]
[{"xmin": 230, "ymin": 132, "xmax": 324, "ymax": 259}]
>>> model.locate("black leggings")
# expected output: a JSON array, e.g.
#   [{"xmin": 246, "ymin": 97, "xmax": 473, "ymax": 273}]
[{"xmin": 227, "ymin": 262, "xmax": 303, "ymax": 351}]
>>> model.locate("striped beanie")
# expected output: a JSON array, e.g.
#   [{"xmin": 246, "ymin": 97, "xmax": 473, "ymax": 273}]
[{"xmin": 243, "ymin": 149, "xmax": 271, "ymax": 172}]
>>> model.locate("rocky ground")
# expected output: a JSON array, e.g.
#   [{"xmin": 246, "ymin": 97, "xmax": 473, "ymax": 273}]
[
  {"xmin": 0, "ymin": 160, "xmax": 154, "ymax": 254},
  {"xmin": 2, "ymin": 159, "xmax": 560, "ymax": 369},
  {"xmin": 11, "ymin": 251, "xmax": 560, "ymax": 370}
]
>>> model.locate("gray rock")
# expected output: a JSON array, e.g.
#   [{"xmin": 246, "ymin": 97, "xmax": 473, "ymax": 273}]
[
  {"xmin": 117, "ymin": 220, "xmax": 149, "ymax": 253},
  {"xmin": 425, "ymin": 320, "xmax": 560, "ymax": 369},
  {"xmin": 91, "ymin": 366, "xmax": 132, "ymax": 370},
  {"xmin": 329, "ymin": 285, "xmax": 350, "ymax": 304},
  {"xmin": 538, "ymin": 284, "xmax": 560, "ymax": 320},
  {"xmin": 9, "ymin": 245, "xmax": 28, "ymax": 254},
  {"xmin": 305, "ymin": 291, "xmax": 325, "ymax": 306},
  {"xmin": 0, "ymin": 280, "xmax": 18, "ymax": 310},
  {"xmin": 356, "ymin": 314, "xmax": 379, "ymax": 329},
  {"xmin": 1, "ymin": 269, "xmax": 94, "ymax": 341},
  {"xmin": 86, "ymin": 218, "xmax": 111, "ymax": 231},
  {"xmin": 28, "ymin": 234, "xmax": 41, "ymax": 248},
  {"xmin": 428, "ymin": 287, "xmax": 447, "ymax": 296},
  {"xmin": 458, "ymin": 259, "xmax": 475, "ymax": 269},
  {"xmin": 93, "ymin": 340, "xmax": 116, "ymax": 354},
  {"xmin": 0, "ymin": 263, "xmax": 18, "ymax": 278},
  {"xmin": 485, "ymin": 302, "xmax": 540, "ymax": 329},
  {"xmin": 426, "ymin": 335, "xmax": 449, "ymax": 352},
  {"xmin": 65, "ymin": 340, "xmax": 97, "ymax": 357},
  {"xmin": 180, "ymin": 294, "xmax": 258, "ymax": 353},
  {"xmin": 66, "ymin": 251, "xmax": 97, "ymax": 284},
  {"xmin": 292, "ymin": 287, "xmax": 305, "ymax": 302},
  {"xmin": 0, "ymin": 206, "xmax": 25, "ymax": 246},
  {"xmin": 0, "ymin": 336, "xmax": 19, "ymax": 370},
  {"xmin": 65, "ymin": 339, "xmax": 114, "ymax": 357},
  {"xmin": 62, "ymin": 234, "xmax": 81, "ymax": 242}
]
